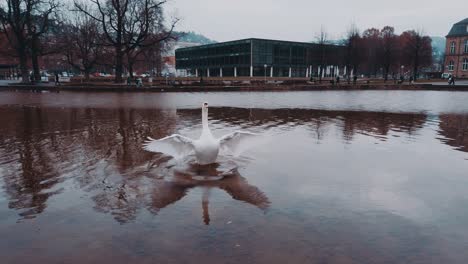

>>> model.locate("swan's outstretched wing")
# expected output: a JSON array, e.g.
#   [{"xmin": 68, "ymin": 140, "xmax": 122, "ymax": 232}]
[
  {"xmin": 218, "ymin": 174, "xmax": 270, "ymax": 210},
  {"xmin": 143, "ymin": 134, "xmax": 195, "ymax": 159},
  {"xmin": 219, "ymin": 131, "xmax": 259, "ymax": 156}
]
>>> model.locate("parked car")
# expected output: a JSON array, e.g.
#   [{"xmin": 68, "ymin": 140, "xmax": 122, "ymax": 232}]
[{"xmin": 441, "ymin": 73, "xmax": 451, "ymax": 79}]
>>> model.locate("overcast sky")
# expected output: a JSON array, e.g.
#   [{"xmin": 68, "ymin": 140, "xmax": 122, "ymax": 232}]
[{"xmin": 166, "ymin": 0, "xmax": 467, "ymax": 42}]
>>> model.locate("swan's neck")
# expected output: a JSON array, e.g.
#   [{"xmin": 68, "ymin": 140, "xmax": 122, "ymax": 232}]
[{"xmin": 202, "ymin": 108, "xmax": 212, "ymax": 136}]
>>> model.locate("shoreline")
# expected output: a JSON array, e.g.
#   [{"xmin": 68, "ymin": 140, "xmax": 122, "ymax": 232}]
[{"xmin": 1, "ymin": 83, "xmax": 468, "ymax": 92}]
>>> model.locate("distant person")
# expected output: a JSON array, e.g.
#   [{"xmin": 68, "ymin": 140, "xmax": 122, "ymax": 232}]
[
  {"xmin": 399, "ymin": 75, "xmax": 404, "ymax": 84},
  {"xmin": 336, "ymin": 76, "xmax": 340, "ymax": 84},
  {"xmin": 353, "ymin": 75, "xmax": 358, "ymax": 85},
  {"xmin": 55, "ymin": 73, "xmax": 60, "ymax": 86},
  {"xmin": 448, "ymin": 75, "xmax": 456, "ymax": 85},
  {"xmin": 409, "ymin": 76, "xmax": 413, "ymax": 84},
  {"xmin": 127, "ymin": 76, "xmax": 131, "ymax": 86}
]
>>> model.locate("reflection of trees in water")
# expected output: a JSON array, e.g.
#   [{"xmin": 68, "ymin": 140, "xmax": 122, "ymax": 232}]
[
  {"xmin": 0, "ymin": 106, "xmax": 435, "ymax": 221},
  {"xmin": 0, "ymin": 107, "xmax": 178, "ymax": 219},
  {"xmin": 0, "ymin": 107, "xmax": 64, "ymax": 219},
  {"xmin": 339, "ymin": 111, "xmax": 427, "ymax": 142},
  {"xmin": 0, "ymin": 106, "xmax": 271, "ymax": 222},
  {"xmin": 438, "ymin": 114, "xmax": 468, "ymax": 153}
]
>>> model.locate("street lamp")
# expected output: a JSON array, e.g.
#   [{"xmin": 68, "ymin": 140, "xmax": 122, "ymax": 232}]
[{"xmin": 264, "ymin": 64, "xmax": 267, "ymax": 83}]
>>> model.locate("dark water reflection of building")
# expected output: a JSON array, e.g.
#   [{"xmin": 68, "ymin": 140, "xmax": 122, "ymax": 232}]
[
  {"xmin": 438, "ymin": 114, "xmax": 468, "ymax": 153},
  {"xmin": 1, "ymin": 106, "xmax": 468, "ymax": 222}
]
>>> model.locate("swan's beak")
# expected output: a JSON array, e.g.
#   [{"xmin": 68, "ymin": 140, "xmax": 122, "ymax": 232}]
[{"xmin": 203, "ymin": 103, "xmax": 209, "ymax": 108}]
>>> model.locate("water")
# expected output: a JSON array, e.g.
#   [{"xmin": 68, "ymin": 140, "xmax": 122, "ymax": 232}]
[{"xmin": 0, "ymin": 91, "xmax": 467, "ymax": 263}]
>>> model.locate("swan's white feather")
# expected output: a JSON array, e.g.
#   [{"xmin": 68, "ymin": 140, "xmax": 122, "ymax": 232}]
[
  {"xmin": 219, "ymin": 131, "xmax": 259, "ymax": 156},
  {"xmin": 143, "ymin": 134, "xmax": 195, "ymax": 159},
  {"xmin": 144, "ymin": 103, "xmax": 260, "ymax": 164}
]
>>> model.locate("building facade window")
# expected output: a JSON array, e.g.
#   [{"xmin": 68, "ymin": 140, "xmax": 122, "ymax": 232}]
[
  {"xmin": 448, "ymin": 61, "xmax": 455, "ymax": 71},
  {"xmin": 463, "ymin": 58, "xmax": 468, "ymax": 71},
  {"xmin": 450, "ymin": 42, "xmax": 456, "ymax": 54},
  {"xmin": 465, "ymin": 39, "xmax": 468, "ymax": 53}
]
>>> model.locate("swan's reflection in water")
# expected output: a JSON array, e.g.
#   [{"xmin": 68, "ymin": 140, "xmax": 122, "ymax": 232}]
[{"xmin": 93, "ymin": 157, "xmax": 269, "ymax": 224}]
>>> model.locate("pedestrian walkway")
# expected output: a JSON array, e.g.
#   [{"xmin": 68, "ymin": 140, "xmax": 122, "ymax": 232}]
[
  {"xmin": 419, "ymin": 80, "xmax": 468, "ymax": 86},
  {"xmin": 0, "ymin": 79, "xmax": 55, "ymax": 87}
]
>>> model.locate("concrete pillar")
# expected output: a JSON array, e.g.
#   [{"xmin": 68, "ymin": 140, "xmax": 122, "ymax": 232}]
[
  {"xmin": 344, "ymin": 66, "xmax": 347, "ymax": 76},
  {"xmin": 220, "ymin": 68, "xmax": 223, "ymax": 77},
  {"xmin": 306, "ymin": 68, "xmax": 309, "ymax": 78},
  {"xmin": 289, "ymin": 67, "xmax": 292, "ymax": 78},
  {"xmin": 250, "ymin": 66, "xmax": 253, "ymax": 77},
  {"xmin": 270, "ymin": 66, "xmax": 273, "ymax": 78},
  {"xmin": 207, "ymin": 68, "xmax": 210, "ymax": 77},
  {"xmin": 310, "ymin": 66, "xmax": 313, "ymax": 77},
  {"xmin": 195, "ymin": 69, "xmax": 198, "ymax": 77},
  {"xmin": 234, "ymin": 67, "xmax": 237, "ymax": 77}
]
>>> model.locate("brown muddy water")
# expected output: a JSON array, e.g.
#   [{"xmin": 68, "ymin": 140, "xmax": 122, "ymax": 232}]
[{"xmin": 1, "ymin": 91, "xmax": 468, "ymax": 264}]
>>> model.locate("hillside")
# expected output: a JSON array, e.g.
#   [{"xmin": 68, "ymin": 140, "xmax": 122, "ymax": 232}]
[{"xmin": 174, "ymin": 31, "xmax": 217, "ymax": 44}]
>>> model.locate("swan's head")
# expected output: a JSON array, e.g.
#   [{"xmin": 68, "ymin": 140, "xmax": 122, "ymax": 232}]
[{"xmin": 202, "ymin": 102, "xmax": 209, "ymax": 111}]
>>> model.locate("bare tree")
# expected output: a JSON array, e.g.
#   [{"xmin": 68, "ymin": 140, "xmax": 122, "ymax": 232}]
[
  {"xmin": 0, "ymin": 0, "xmax": 59, "ymax": 83},
  {"xmin": 26, "ymin": 0, "xmax": 60, "ymax": 82},
  {"xmin": 62, "ymin": 6, "xmax": 102, "ymax": 81},
  {"xmin": 0, "ymin": 0, "xmax": 32, "ymax": 82},
  {"xmin": 74, "ymin": 0, "xmax": 177, "ymax": 83},
  {"xmin": 123, "ymin": 3, "xmax": 176, "ymax": 78},
  {"xmin": 316, "ymin": 25, "xmax": 329, "ymax": 83}
]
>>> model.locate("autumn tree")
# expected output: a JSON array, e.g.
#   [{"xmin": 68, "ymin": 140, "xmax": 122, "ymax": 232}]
[
  {"xmin": 399, "ymin": 30, "xmax": 432, "ymax": 80},
  {"xmin": 362, "ymin": 28, "xmax": 382, "ymax": 77},
  {"xmin": 380, "ymin": 26, "xmax": 399, "ymax": 81},
  {"xmin": 344, "ymin": 23, "xmax": 363, "ymax": 79}
]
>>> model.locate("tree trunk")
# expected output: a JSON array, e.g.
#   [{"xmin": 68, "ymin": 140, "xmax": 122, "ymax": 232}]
[
  {"xmin": 31, "ymin": 38, "xmax": 41, "ymax": 82},
  {"xmin": 384, "ymin": 64, "xmax": 390, "ymax": 82},
  {"xmin": 115, "ymin": 45, "xmax": 124, "ymax": 83},
  {"xmin": 128, "ymin": 58, "xmax": 134, "ymax": 79},
  {"xmin": 413, "ymin": 54, "xmax": 419, "ymax": 81},
  {"xmin": 18, "ymin": 52, "xmax": 29, "ymax": 83},
  {"xmin": 319, "ymin": 67, "xmax": 322, "ymax": 83},
  {"xmin": 84, "ymin": 71, "xmax": 90, "ymax": 82}
]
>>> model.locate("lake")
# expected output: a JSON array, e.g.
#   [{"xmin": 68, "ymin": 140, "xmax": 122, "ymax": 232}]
[{"xmin": 0, "ymin": 90, "xmax": 467, "ymax": 263}]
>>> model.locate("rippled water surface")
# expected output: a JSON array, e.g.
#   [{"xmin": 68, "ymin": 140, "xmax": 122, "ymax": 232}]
[{"xmin": 1, "ymin": 91, "xmax": 468, "ymax": 264}]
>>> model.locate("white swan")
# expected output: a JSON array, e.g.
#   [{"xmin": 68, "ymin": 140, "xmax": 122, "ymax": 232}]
[{"xmin": 143, "ymin": 102, "xmax": 258, "ymax": 165}]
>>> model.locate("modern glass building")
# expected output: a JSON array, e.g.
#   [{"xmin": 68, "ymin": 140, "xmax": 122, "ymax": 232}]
[{"xmin": 175, "ymin": 38, "xmax": 346, "ymax": 78}]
